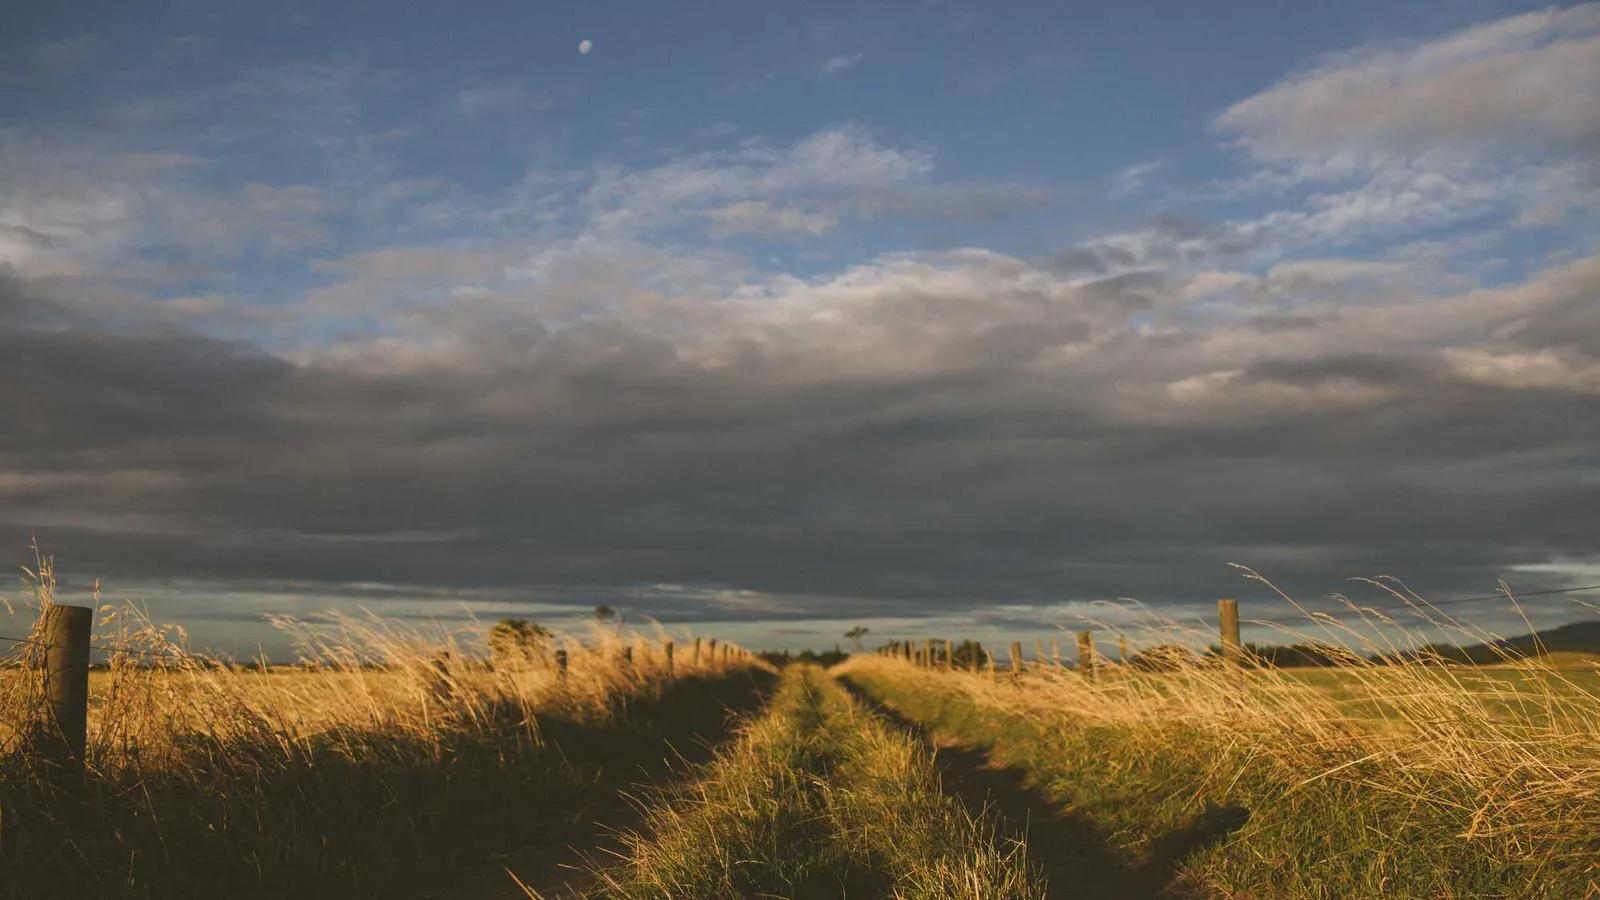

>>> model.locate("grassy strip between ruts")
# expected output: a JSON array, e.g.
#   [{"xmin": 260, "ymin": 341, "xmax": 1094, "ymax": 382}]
[
  {"xmin": 837, "ymin": 655, "xmax": 1600, "ymax": 900},
  {"xmin": 589, "ymin": 665, "xmax": 1044, "ymax": 899}
]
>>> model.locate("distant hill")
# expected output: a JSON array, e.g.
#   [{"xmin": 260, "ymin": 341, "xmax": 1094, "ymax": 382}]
[{"xmin": 1396, "ymin": 620, "xmax": 1600, "ymax": 665}]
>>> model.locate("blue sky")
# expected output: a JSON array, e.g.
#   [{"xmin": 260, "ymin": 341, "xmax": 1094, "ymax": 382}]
[{"xmin": 2, "ymin": 2, "xmax": 1598, "ymax": 657}]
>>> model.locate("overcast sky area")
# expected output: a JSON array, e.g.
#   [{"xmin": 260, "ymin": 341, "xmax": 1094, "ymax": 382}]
[{"xmin": 2, "ymin": 1, "xmax": 1598, "ymax": 658}]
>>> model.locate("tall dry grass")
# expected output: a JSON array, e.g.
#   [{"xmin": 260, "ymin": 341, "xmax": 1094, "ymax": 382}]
[
  {"xmin": 0, "ymin": 549, "xmax": 765, "ymax": 899},
  {"xmin": 838, "ymin": 572, "xmax": 1600, "ymax": 896}
]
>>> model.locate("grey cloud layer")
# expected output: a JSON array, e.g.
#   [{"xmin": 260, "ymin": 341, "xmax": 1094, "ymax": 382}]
[{"xmin": 5, "ymin": 242, "xmax": 1597, "ymax": 619}]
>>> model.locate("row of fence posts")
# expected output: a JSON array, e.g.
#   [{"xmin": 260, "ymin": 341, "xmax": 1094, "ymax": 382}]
[
  {"xmin": 19, "ymin": 601, "xmax": 754, "ymax": 771},
  {"xmin": 879, "ymin": 598, "xmax": 1247, "ymax": 678},
  {"xmin": 547, "ymin": 634, "xmax": 750, "ymax": 682}
]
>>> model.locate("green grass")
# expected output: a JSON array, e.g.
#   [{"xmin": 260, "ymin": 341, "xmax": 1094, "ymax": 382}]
[
  {"xmin": 839, "ymin": 657, "xmax": 1600, "ymax": 899},
  {"xmin": 591, "ymin": 665, "xmax": 1042, "ymax": 899}
]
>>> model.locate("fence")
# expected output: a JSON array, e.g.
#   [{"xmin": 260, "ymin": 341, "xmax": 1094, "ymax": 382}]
[
  {"xmin": 2, "ymin": 610, "xmax": 756, "ymax": 770},
  {"xmin": 874, "ymin": 587, "xmax": 1600, "ymax": 674}
]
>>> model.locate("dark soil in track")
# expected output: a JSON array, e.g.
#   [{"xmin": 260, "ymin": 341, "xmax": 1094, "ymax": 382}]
[{"xmin": 837, "ymin": 677, "xmax": 1225, "ymax": 900}]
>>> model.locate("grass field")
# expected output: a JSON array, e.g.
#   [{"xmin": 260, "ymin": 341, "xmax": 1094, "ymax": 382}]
[
  {"xmin": 0, "ymin": 571, "xmax": 772, "ymax": 899},
  {"xmin": 5, "ymin": 555, "xmax": 1600, "ymax": 897},
  {"xmin": 837, "ymin": 653, "xmax": 1600, "ymax": 898}
]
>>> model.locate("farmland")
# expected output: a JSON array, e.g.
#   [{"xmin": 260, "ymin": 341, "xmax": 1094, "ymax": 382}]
[{"xmin": 4, "ymin": 559, "xmax": 1600, "ymax": 898}]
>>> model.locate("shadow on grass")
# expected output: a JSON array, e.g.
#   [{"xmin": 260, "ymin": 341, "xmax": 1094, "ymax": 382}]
[
  {"xmin": 838, "ymin": 676, "xmax": 1243, "ymax": 900},
  {"xmin": 455, "ymin": 669, "xmax": 778, "ymax": 899},
  {"xmin": 0, "ymin": 670, "xmax": 775, "ymax": 900}
]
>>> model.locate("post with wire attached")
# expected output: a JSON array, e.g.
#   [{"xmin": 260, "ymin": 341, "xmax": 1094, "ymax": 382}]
[
  {"xmin": 36, "ymin": 604, "xmax": 92, "ymax": 770},
  {"xmin": 1218, "ymin": 598, "xmax": 1242, "ymax": 666}
]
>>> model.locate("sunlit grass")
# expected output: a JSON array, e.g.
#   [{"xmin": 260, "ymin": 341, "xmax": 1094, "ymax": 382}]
[
  {"xmin": 0, "ymin": 550, "xmax": 767, "ymax": 898},
  {"xmin": 837, "ymin": 575, "xmax": 1600, "ymax": 897}
]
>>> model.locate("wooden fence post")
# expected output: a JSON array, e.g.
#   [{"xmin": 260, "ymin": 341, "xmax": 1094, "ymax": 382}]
[
  {"xmin": 37, "ymin": 604, "xmax": 91, "ymax": 768},
  {"xmin": 921, "ymin": 639, "xmax": 933, "ymax": 668},
  {"xmin": 693, "ymin": 637, "xmax": 702, "ymax": 667},
  {"xmin": 1009, "ymin": 641, "xmax": 1024, "ymax": 676},
  {"xmin": 1077, "ymin": 630, "xmax": 1095, "ymax": 680},
  {"xmin": 1218, "ymin": 598, "xmax": 1242, "ymax": 666},
  {"xmin": 943, "ymin": 639, "xmax": 954, "ymax": 670},
  {"xmin": 663, "ymin": 638, "xmax": 674, "ymax": 676},
  {"xmin": 621, "ymin": 645, "xmax": 633, "ymax": 670},
  {"xmin": 554, "ymin": 648, "xmax": 568, "ymax": 680}
]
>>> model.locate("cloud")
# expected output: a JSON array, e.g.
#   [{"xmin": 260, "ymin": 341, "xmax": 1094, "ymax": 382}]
[
  {"xmin": 1109, "ymin": 159, "xmax": 1167, "ymax": 197},
  {"xmin": 1208, "ymin": 7, "xmax": 1600, "ymax": 250},
  {"xmin": 706, "ymin": 201, "xmax": 836, "ymax": 237},
  {"xmin": 4, "ymin": 242, "xmax": 1597, "ymax": 637},
  {"xmin": 455, "ymin": 84, "xmax": 552, "ymax": 116},
  {"xmin": 1216, "ymin": 4, "xmax": 1600, "ymax": 165},
  {"xmin": 819, "ymin": 53, "xmax": 862, "ymax": 77}
]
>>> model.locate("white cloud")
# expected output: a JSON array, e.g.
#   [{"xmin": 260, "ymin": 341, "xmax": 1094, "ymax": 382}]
[
  {"xmin": 1109, "ymin": 159, "xmax": 1167, "ymax": 197},
  {"xmin": 578, "ymin": 126, "xmax": 933, "ymax": 237},
  {"xmin": 1216, "ymin": 4, "xmax": 1600, "ymax": 164},
  {"xmin": 706, "ymin": 201, "xmax": 836, "ymax": 238},
  {"xmin": 819, "ymin": 53, "xmax": 862, "ymax": 77}
]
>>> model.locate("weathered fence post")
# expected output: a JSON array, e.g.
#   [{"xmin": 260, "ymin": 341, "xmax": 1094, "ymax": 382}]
[
  {"xmin": 663, "ymin": 638, "xmax": 674, "ymax": 676},
  {"xmin": 37, "ymin": 604, "xmax": 91, "ymax": 768},
  {"xmin": 1077, "ymin": 630, "xmax": 1095, "ymax": 680},
  {"xmin": 1218, "ymin": 598, "xmax": 1242, "ymax": 666},
  {"xmin": 1009, "ymin": 641, "xmax": 1024, "ymax": 676},
  {"xmin": 922, "ymin": 639, "xmax": 933, "ymax": 668},
  {"xmin": 554, "ymin": 648, "xmax": 568, "ymax": 680},
  {"xmin": 621, "ymin": 645, "xmax": 633, "ymax": 670},
  {"xmin": 943, "ymin": 639, "xmax": 954, "ymax": 670}
]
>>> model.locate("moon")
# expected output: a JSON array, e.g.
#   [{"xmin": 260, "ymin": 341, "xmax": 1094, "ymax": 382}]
[{"xmin": 578, "ymin": 39, "xmax": 593, "ymax": 55}]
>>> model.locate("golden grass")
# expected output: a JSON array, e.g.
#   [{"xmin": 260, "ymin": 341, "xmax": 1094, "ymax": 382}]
[
  {"xmin": 0, "ymin": 549, "xmax": 768, "ymax": 898},
  {"xmin": 836, "ymin": 574, "xmax": 1600, "ymax": 895}
]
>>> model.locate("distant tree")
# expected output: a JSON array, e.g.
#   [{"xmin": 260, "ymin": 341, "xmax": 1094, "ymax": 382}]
[
  {"xmin": 488, "ymin": 618, "xmax": 553, "ymax": 667},
  {"xmin": 593, "ymin": 605, "xmax": 619, "ymax": 627},
  {"xmin": 1129, "ymin": 643, "xmax": 1199, "ymax": 671},
  {"xmin": 844, "ymin": 626, "xmax": 870, "ymax": 651},
  {"xmin": 948, "ymin": 639, "xmax": 988, "ymax": 669}
]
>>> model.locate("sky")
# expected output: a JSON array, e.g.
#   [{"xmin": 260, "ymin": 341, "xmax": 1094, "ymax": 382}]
[{"xmin": 2, "ymin": 1, "xmax": 1598, "ymax": 658}]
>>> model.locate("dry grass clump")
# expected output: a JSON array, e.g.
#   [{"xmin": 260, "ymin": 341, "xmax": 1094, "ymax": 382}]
[
  {"xmin": 837, "ymin": 574, "xmax": 1600, "ymax": 896},
  {"xmin": 0, "ymin": 549, "xmax": 764, "ymax": 899}
]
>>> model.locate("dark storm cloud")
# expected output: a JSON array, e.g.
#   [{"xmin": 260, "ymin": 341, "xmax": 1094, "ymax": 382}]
[{"xmin": 4, "ymin": 246, "xmax": 1598, "ymax": 627}]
